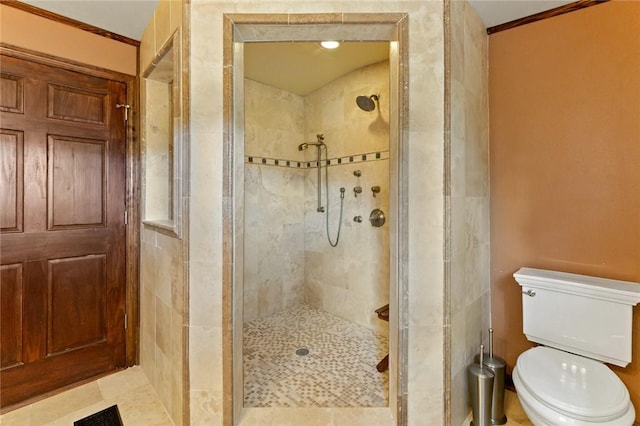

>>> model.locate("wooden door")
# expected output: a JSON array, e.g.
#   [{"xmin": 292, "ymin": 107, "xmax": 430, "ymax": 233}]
[{"xmin": 0, "ymin": 54, "xmax": 127, "ymax": 407}]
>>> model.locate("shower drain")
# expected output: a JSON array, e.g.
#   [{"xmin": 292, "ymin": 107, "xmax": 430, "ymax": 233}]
[{"xmin": 295, "ymin": 348, "xmax": 310, "ymax": 356}]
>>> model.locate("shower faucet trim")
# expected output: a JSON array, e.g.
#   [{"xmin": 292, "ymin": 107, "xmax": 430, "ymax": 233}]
[
  {"xmin": 298, "ymin": 134, "xmax": 327, "ymax": 213},
  {"xmin": 297, "ymin": 134, "xmax": 344, "ymax": 247}
]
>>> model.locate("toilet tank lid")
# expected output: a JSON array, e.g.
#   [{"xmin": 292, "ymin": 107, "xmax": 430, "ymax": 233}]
[{"xmin": 514, "ymin": 268, "xmax": 640, "ymax": 306}]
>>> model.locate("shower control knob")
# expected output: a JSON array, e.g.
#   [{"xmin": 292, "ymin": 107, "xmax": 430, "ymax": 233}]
[
  {"xmin": 369, "ymin": 209, "xmax": 386, "ymax": 227},
  {"xmin": 354, "ymin": 186, "xmax": 362, "ymax": 197},
  {"xmin": 353, "ymin": 170, "xmax": 362, "ymax": 177},
  {"xmin": 371, "ymin": 186, "xmax": 381, "ymax": 197},
  {"xmin": 353, "ymin": 216, "xmax": 363, "ymax": 223}
]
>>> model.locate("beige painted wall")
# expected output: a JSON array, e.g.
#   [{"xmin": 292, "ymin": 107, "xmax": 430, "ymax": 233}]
[
  {"xmin": 489, "ymin": 0, "xmax": 640, "ymax": 421},
  {"xmin": 139, "ymin": 1, "xmax": 187, "ymax": 425},
  {"xmin": 0, "ymin": 4, "xmax": 136, "ymax": 76},
  {"xmin": 448, "ymin": 1, "xmax": 490, "ymax": 424}
]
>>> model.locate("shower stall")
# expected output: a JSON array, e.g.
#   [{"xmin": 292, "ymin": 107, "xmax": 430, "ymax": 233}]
[{"xmin": 243, "ymin": 43, "xmax": 391, "ymax": 408}]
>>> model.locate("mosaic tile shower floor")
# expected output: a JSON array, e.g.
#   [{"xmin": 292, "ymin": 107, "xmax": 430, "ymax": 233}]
[{"xmin": 243, "ymin": 304, "xmax": 389, "ymax": 408}]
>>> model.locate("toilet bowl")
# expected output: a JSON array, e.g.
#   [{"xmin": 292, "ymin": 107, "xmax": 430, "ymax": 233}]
[
  {"xmin": 512, "ymin": 268, "xmax": 640, "ymax": 426},
  {"xmin": 513, "ymin": 347, "xmax": 635, "ymax": 425}
]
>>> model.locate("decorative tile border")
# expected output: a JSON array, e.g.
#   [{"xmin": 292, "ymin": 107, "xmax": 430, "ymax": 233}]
[{"xmin": 245, "ymin": 150, "xmax": 390, "ymax": 169}]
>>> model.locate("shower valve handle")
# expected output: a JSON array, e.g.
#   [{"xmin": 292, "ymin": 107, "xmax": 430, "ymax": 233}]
[{"xmin": 354, "ymin": 186, "xmax": 362, "ymax": 197}]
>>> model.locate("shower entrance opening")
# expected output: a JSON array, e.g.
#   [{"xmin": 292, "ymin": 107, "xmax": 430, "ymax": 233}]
[{"xmin": 224, "ymin": 14, "xmax": 409, "ymax": 426}]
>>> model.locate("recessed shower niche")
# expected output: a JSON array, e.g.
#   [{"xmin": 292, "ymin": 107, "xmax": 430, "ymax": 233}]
[
  {"xmin": 242, "ymin": 41, "xmax": 392, "ymax": 408},
  {"xmin": 141, "ymin": 30, "xmax": 183, "ymax": 237}
]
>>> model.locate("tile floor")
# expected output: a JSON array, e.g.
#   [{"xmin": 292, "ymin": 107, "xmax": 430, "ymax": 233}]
[
  {"xmin": 243, "ymin": 304, "xmax": 389, "ymax": 407},
  {"xmin": 0, "ymin": 367, "xmax": 174, "ymax": 426},
  {"xmin": 0, "ymin": 334, "xmax": 535, "ymax": 426}
]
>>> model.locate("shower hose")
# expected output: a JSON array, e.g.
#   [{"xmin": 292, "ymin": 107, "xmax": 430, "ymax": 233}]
[{"xmin": 322, "ymin": 148, "xmax": 344, "ymax": 247}]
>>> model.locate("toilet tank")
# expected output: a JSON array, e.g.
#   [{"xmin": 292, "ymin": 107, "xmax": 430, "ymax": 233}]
[{"xmin": 514, "ymin": 267, "xmax": 640, "ymax": 367}]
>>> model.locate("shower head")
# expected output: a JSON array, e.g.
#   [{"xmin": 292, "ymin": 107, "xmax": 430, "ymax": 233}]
[{"xmin": 356, "ymin": 94, "xmax": 380, "ymax": 112}]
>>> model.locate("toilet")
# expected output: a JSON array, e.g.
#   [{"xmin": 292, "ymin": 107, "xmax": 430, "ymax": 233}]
[{"xmin": 512, "ymin": 267, "xmax": 640, "ymax": 426}]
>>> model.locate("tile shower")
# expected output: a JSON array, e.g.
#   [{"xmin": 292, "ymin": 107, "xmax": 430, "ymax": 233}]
[{"xmin": 243, "ymin": 56, "xmax": 391, "ymax": 407}]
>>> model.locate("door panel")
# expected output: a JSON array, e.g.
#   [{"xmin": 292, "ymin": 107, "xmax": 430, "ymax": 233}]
[
  {"xmin": 0, "ymin": 264, "xmax": 23, "ymax": 370},
  {"xmin": 0, "ymin": 54, "xmax": 126, "ymax": 407},
  {"xmin": 48, "ymin": 135, "xmax": 106, "ymax": 229},
  {"xmin": 0, "ymin": 130, "xmax": 24, "ymax": 232},
  {"xmin": 0, "ymin": 72, "xmax": 24, "ymax": 113},
  {"xmin": 47, "ymin": 255, "xmax": 107, "ymax": 355},
  {"xmin": 47, "ymin": 83, "xmax": 108, "ymax": 125}
]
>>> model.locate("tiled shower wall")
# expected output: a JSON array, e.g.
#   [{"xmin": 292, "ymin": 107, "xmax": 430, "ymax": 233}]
[
  {"xmin": 243, "ymin": 61, "xmax": 389, "ymax": 334},
  {"xmin": 139, "ymin": 1, "xmax": 186, "ymax": 425},
  {"xmin": 189, "ymin": 3, "xmax": 448, "ymax": 424},
  {"xmin": 243, "ymin": 79, "xmax": 306, "ymax": 322},
  {"xmin": 448, "ymin": 1, "xmax": 490, "ymax": 425},
  {"xmin": 303, "ymin": 61, "xmax": 390, "ymax": 335}
]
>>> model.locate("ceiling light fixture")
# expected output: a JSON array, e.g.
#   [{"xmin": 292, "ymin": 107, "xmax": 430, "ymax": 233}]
[{"xmin": 320, "ymin": 41, "xmax": 340, "ymax": 49}]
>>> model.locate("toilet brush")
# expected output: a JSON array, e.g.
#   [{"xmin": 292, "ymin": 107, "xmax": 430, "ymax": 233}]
[
  {"xmin": 475, "ymin": 329, "xmax": 507, "ymax": 425},
  {"xmin": 468, "ymin": 344, "xmax": 494, "ymax": 426}
]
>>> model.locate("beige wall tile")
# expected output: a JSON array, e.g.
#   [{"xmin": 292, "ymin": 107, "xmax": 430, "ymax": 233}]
[
  {"xmin": 155, "ymin": 297, "xmax": 171, "ymax": 356},
  {"xmin": 243, "ymin": 86, "xmax": 306, "ymax": 321},
  {"xmin": 448, "ymin": 1, "xmax": 490, "ymax": 424},
  {"xmin": 190, "ymin": 390, "xmax": 223, "ymax": 425},
  {"xmin": 332, "ymin": 408, "xmax": 395, "ymax": 426},
  {"xmin": 154, "ymin": 347, "xmax": 173, "ymax": 416},
  {"xmin": 139, "ymin": 3, "xmax": 187, "ymax": 424},
  {"xmin": 238, "ymin": 408, "xmax": 274, "ymax": 425},
  {"xmin": 170, "ymin": 0, "xmax": 183, "ymax": 31},
  {"xmin": 270, "ymin": 408, "xmax": 334, "ymax": 426},
  {"xmin": 189, "ymin": 326, "xmax": 223, "ymax": 392},
  {"xmin": 140, "ymin": 13, "xmax": 156, "ymax": 74},
  {"xmin": 154, "ymin": 1, "xmax": 172, "ymax": 53}
]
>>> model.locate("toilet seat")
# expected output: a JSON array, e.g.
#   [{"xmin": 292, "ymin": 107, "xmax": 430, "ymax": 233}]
[{"xmin": 515, "ymin": 347, "xmax": 632, "ymax": 422}]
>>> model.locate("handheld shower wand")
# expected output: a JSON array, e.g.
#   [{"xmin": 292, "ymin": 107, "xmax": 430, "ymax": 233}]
[{"xmin": 297, "ymin": 135, "xmax": 344, "ymax": 247}]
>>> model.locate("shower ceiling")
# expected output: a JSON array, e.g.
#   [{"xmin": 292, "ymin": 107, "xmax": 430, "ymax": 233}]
[{"xmin": 244, "ymin": 42, "xmax": 389, "ymax": 96}]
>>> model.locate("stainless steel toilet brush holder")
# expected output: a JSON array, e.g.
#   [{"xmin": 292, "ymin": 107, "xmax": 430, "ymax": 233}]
[
  {"xmin": 474, "ymin": 328, "xmax": 508, "ymax": 425},
  {"xmin": 468, "ymin": 345, "xmax": 494, "ymax": 426},
  {"xmin": 474, "ymin": 353, "xmax": 507, "ymax": 425}
]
